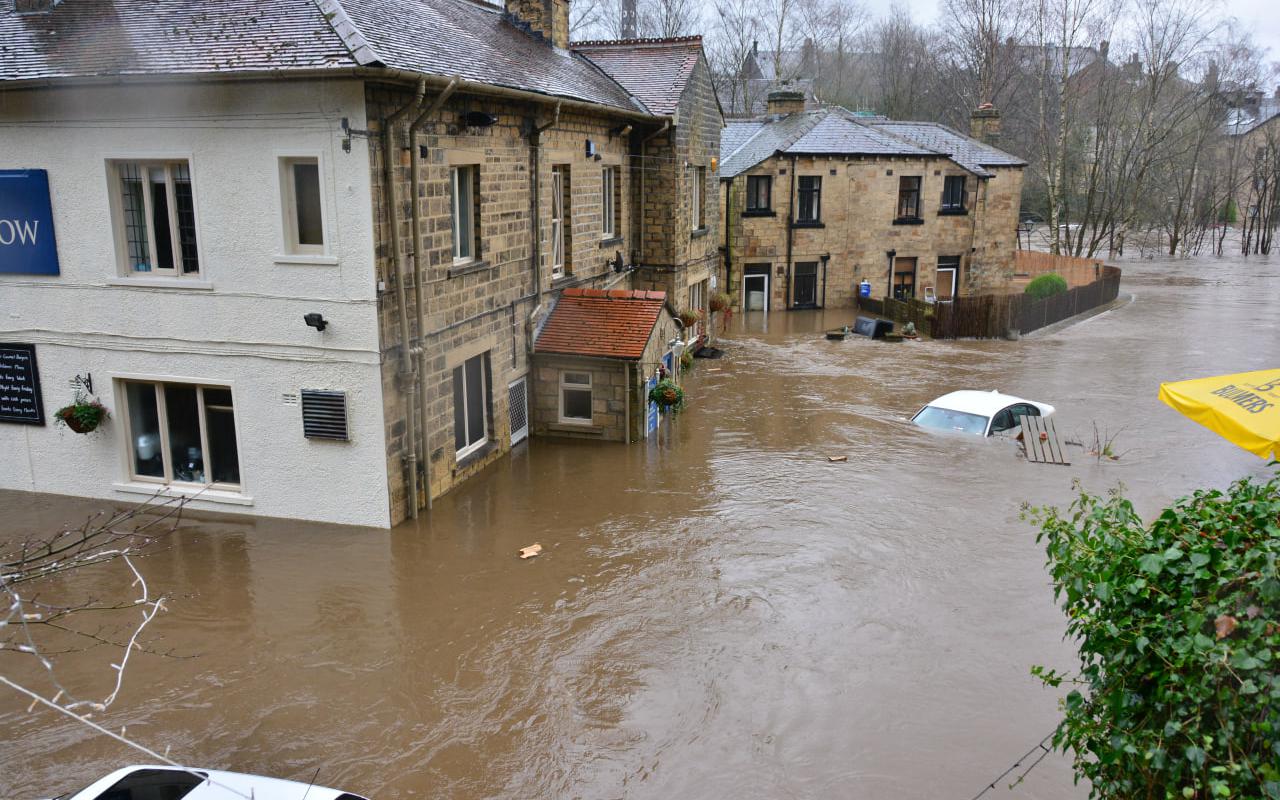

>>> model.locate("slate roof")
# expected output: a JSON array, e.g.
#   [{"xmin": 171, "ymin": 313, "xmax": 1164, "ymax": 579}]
[
  {"xmin": 572, "ymin": 37, "xmax": 702, "ymax": 116},
  {"xmin": 535, "ymin": 289, "xmax": 668, "ymax": 360},
  {"xmin": 0, "ymin": 0, "xmax": 643, "ymax": 112},
  {"xmin": 0, "ymin": 0, "xmax": 358, "ymax": 81},
  {"xmin": 1223, "ymin": 100, "xmax": 1280, "ymax": 137},
  {"xmin": 868, "ymin": 120, "xmax": 1028, "ymax": 176},
  {"xmin": 720, "ymin": 108, "xmax": 1026, "ymax": 178},
  {"xmin": 719, "ymin": 108, "xmax": 938, "ymax": 178}
]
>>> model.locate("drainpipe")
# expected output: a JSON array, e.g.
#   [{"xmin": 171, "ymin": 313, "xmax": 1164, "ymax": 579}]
[
  {"xmin": 384, "ymin": 79, "xmax": 426, "ymax": 519},
  {"xmin": 624, "ymin": 359, "xmax": 631, "ymax": 443},
  {"xmin": 526, "ymin": 101, "xmax": 562, "ymax": 344},
  {"xmin": 785, "ymin": 154, "xmax": 797, "ymax": 308},
  {"xmin": 820, "ymin": 252, "xmax": 829, "ymax": 308},
  {"xmin": 723, "ymin": 177, "xmax": 732, "ymax": 306},
  {"xmin": 638, "ymin": 121, "xmax": 671, "ymax": 273},
  {"xmin": 408, "ymin": 76, "xmax": 459, "ymax": 513}
]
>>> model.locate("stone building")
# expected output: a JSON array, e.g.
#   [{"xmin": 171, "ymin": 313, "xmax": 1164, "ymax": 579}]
[
  {"xmin": 0, "ymin": 0, "xmax": 720, "ymax": 528},
  {"xmin": 719, "ymin": 95, "xmax": 1025, "ymax": 311}
]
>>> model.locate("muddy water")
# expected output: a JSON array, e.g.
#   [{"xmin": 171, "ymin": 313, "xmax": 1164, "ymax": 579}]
[{"xmin": 3, "ymin": 252, "xmax": 1276, "ymax": 799}]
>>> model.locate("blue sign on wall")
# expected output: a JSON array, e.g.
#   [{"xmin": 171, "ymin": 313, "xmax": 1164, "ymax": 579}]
[{"xmin": 0, "ymin": 169, "xmax": 60, "ymax": 276}]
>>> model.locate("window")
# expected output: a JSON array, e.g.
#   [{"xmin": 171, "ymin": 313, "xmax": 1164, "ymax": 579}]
[
  {"xmin": 559, "ymin": 371, "xmax": 593, "ymax": 424},
  {"xmin": 692, "ymin": 166, "xmax": 706, "ymax": 230},
  {"xmin": 893, "ymin": 256, "xmax": 917, "ymax": 300},
  {"xmin": 551, "ymin": 166, "xmax": 569, "ymax": 278},
  {"xmin": 280, "ymin": 157, "xmax": 324, "ymax": 255},
  {"xmin": 451, "ymin": 165, "xmax": 479, "ymax": 263},
  {"xmin": 121, "ymin": 380, "xmax": 240, "ymax": 488},
  {"xmin": 453, "ymin": 352, "xmax": 490, "ymax": 458},
  {"xmin": 797, "ymin": 176, "xmax": 821, "ymax": 222},
  {"xmin": 941, "ymin": 175, "xmax": 966, "ymax": 212},
  {"xmin": 896, "ymin": 176, "xmax": 922, "ymax": 220},
  {"xmin": 746, "ymin": 175, "xmax": 772, "ymax": 212},
  {"xmin": 601, "ymin": 166, "xmax": 620, "ymax": 238},
  {"xmin": 113, "ymin": 160, "xmax": 199, "ymax": 276}
]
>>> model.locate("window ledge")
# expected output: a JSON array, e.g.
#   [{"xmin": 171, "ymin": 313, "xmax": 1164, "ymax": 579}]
[
  {"xmin": 551, "ymin": 274, "xmax": 578, "ymax": 290},
  {"xmin": 113, "ymin": 481, "xmax": 254, "ymax": 506},
  {"xmin": 599, "ymin": 236, "xmax": 624, "ymax": 248},
  {"xmin": 690, "ymin": 227, "xmax": 709, "ymax": 239},
  {"xmin": 937, "ymin": 208, "xmax": 969, "ymax": 216},
  {"xmin": 548, "ymin": 422, "xmax": 604, "ymax": 435},
  {"xmin": 273, "ymin": 254, "xmax": 339, "ymax": 266},
  {"xmin": 107, "ymin": 277, "xmax": 214, "ymax": 290},
  {"xmin": 454, "ymin": 440, "xmax": 497, "ymax": 471},
  {"xmin": 892, "ymin": 217, "xmax": 925, "ymax": 226},
  {"xmin": 790, "ymin": 220, "xmax": 824, "ymax": 229},
  {"xmin": 741, "ymin": 209, "xmax": 776, "ymax": 217},
  {"xmin": 447, "ymin": 259, "xmax": 492, "ymax": 278}
]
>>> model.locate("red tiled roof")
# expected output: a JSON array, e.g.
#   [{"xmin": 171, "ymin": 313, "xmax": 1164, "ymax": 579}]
[
  {"xmin": 535, "ymin": 288, "xmax": 668, "ymax": 360},
  {"xmin": 571, "ymin": 37, "xmax": 703, "ymax": 116}
]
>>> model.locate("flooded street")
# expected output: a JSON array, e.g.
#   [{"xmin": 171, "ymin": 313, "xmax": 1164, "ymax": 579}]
[{"xmin": 2, "ymin": 252, "xmax": 1276, "ymax": 799}]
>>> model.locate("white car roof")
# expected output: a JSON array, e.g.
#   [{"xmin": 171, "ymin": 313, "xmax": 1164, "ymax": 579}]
[
  {"xmin": 925, "ymin": 390, "xmax": 1042, "ymax": 417},
  {"xmin": 65, "ymin": 765, "xmax": 365, "ymax": 800}
]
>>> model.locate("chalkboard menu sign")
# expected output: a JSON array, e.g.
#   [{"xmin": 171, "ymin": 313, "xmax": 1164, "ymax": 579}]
[{"xmin": 0, "ymin": 343, "xmax": 45, "ymax": 425}]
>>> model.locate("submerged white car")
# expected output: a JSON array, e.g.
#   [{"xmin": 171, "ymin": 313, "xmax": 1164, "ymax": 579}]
[
  {"xmin": 49, "ymin": 765, "xmax": 369, "ymax": 800},
  {"xmin": 911, "ymin": 390, "xmax": 1055, "ymax": 437}
]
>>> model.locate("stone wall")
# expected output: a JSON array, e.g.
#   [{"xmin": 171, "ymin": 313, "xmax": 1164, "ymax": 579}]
[
  {"xmin": 634, "ymin": 54, "xmax": 722, "ymax": 321},
  {"xmin": 366, "ymin": 82, "xmax": 645, "ymax": 524},
  {"xmin": 723, "ymin": 156, "xmax": 1024, "ymax": 309},
  {"xmin": 531, "ymin": 355, "xmax": 629, "ymax": 441}
]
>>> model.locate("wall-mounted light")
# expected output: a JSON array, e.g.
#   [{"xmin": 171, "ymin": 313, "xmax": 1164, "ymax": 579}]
[{"xmin": 304, "ymin": 313, "xmax": 328, "ymax": 332}]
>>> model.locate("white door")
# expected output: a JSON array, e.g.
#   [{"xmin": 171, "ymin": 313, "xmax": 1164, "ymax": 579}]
[{"xmin": 743, "ymin": 274, "xmax": 769, "ymax": 312}]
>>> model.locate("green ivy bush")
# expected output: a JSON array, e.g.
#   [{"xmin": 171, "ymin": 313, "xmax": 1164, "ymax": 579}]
[
  {"xmin": 1028, "ymin": 474, "xmax": 1280, "ymax": 799},
  {"xmin": 1025, "ymin": 273, "xmax": 1069, "ymax": 300}
]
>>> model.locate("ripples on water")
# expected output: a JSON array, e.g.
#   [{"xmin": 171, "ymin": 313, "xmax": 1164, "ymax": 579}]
[{"xmin": 2, "ymin": 253, "xmax": 1275, "ymax": 799}]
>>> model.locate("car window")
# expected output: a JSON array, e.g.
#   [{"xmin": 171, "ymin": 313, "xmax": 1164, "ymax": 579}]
[
  {"xmin": 1017, "ymin": 403, "xmax": 1041, "ymax": 418},
  {"xmin": 989, "ymin": 407, "xmax": 1017, "ymax": 433},
  {"xmin": 912, "ymin": 405, "xmax": 988, "ymax": 436}
]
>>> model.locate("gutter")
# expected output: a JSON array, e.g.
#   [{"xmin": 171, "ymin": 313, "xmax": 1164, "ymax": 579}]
[
  {"xmin": 408, "ymin": 76, "xmax": 459, "ymax": 513},
  {"xmin": 384, "ymin": 78, "xmax": 426, "ymax": 519}
]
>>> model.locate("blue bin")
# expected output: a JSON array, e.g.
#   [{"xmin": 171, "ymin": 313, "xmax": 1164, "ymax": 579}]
[{"xmin": 858, "ymin": 280, "xmax": 872, "ymax": 298}]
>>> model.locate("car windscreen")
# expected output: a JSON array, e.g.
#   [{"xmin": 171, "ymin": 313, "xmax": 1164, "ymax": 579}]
[{"xmin": 912, "ymin": 405, "xmax": 988, "ymax": 435}]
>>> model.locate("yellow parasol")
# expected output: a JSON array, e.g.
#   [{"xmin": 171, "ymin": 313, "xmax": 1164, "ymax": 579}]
[{"xmin": 1159, "ymin": 369, "xmax": 1280, "ymax": 460}]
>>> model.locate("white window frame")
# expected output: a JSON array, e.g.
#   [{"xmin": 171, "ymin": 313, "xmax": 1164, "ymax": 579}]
[
  {"xmin": 558, "ymin": 370, "xmax": 594, "ymax": 424},
  {"xmin": 107, "ymin": 158, "xmax": 202, "ymax": 278},
  {"xmin": 454, "ymin": 353, "xmax": 490, "ymax": 459},
  {"xmin": 692, "ymin": 166, "xmax": 705, "ymax": 230},
  {"xmin": 278, "ymin": 155, "xmax": 328, "ymax": 257},
  {"xmin": 451, "ymin": 164, "xmax": 478, "ymax": 264},
  {"xmin": 601, "ymin": 166, "xmax": 616, "ymax": 238},
  {"xmin": 116, "ymin": 377, "xmax": 244, "ymax": 492},
  {"xmin": 551, "ymin": 166, "xmax": 566, "ymax": 278}
]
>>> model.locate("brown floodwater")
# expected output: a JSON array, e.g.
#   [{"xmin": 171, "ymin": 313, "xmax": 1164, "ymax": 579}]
[{"xmin": 2, "ymin": 251, "xmax": 1276, "ymax": 799}]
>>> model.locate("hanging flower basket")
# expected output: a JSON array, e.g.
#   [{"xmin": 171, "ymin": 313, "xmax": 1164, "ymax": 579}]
[
  {"xmin": 709, "ymin": 292, "xmax": 731, "ymax": 313},
  {"xmin": 55, "ymin": 395, "xmax": 110, "ymax": 434},
  {"xmin": 648, "ymin": 378, "xmax": 685, "ymax": 413},
  {"xmin": 55, "ymin": 390, "xmax": 110, "ymax": 435},
  {"xmin": 677, "ymin": 308, "xmax": 704, "ymax": 328}
]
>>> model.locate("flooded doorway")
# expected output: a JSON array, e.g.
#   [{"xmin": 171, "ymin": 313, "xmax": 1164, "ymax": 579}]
[
  {"xmin": 793, "ymin": 261, "xmax": 819, "ymax": 308},
  {"xmin": 743, "ymin": 265, "xmax": 770, "ymax": 311}
]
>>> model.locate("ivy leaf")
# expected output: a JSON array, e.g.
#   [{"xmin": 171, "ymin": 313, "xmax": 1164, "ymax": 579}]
[
  {"xmin": 1230, "ymin": 651, "xmax": 1261, "ymax": 670},
  {"xmin": 1190, "ymin": 551, "xmax": 1212, "ymax": 568},
  {"xmin": 1215, "ymin": 614, "xmax": 1239, "ymax": 640},
  {"xmin": 1164, "ymin": 546, "xmax": 1184, "ymax": 561},
  {"xmin": 1137, "ymin": 553, "xmax": 1165, "ymax": 575},
  {"xmin": 1185, "ymin": 745, "xmax": 1207, "ymax": 768}
]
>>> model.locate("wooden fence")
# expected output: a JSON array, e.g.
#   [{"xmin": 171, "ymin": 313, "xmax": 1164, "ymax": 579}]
[
  {"xmin": 1012, "ymin": 250, "xmax": 1105, "ymax": 289},
  {"xmin": 861, "ymin": 265, "xmax": 1122, "ymax": 340}
]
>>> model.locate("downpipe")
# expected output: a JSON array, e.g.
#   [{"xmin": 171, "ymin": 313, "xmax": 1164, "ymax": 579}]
[{"xmin": 526, "ymin": 102, "xmax": 561, "ymax": 348}]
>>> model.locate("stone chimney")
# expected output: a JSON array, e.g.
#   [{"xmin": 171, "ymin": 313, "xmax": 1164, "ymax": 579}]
[
  {"xmin": 14, "ymin": 0, "xmax": 61, "ymax": 12},
  {"xmin": 766, "ymin": 90, "xmax": 806, "ymax": 116},
  {"xmin": 970, "ymin": 103, "xmax": 1001, "ymax": 145},
  {"xmin": 506, "ymin": 0, "xmax": 570, "ymax": 50}
]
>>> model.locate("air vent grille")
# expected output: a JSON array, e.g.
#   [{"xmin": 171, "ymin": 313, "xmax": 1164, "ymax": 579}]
[{"xmin": 301, "ymin": 389, "xmax": 349, "ymax": 441}]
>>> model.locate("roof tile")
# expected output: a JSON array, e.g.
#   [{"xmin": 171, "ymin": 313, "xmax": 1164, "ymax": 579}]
[
  {"xmin": 572, "ymin": 37, "xmax": 703, "ymax": 115},
  {"xmin": 536, "ymin": 290, "xmax": 667, "ymax": 360}
]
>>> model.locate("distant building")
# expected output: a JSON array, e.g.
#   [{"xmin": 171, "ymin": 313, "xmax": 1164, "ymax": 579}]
[
  {"xmin": 719, "ymin": 93, "xmax": 1025, "ymax": 310},
  {"xmin": 0, "ymin": 0, "xmax": 721, "ymax": 527},
  {"xmin": 722, "ymin": 40, "xmax": 819, "ymax": 118}
]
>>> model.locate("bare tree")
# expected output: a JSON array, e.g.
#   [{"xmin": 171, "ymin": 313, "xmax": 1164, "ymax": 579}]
[{"xmin": 706, "ymin": 2, "xmax": 764, "ymax": 116}]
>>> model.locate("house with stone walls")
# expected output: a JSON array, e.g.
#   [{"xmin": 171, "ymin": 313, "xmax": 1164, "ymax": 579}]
[
  {"xmin": 719, "ymin": 93, "xmax": 1025, "ymax": 312},
  {"xmin": 0, "ymin": 0, "xmax": 720, "ymax": 528}
]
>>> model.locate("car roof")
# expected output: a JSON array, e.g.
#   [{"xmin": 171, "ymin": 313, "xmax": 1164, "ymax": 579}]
[
  {"xmin": 925, "ymin": 390, "xmax": 1039, "ymax": 417},
  {"xmin": 70, "ymin": 766, "xmax": 365, "ymax": 800}
]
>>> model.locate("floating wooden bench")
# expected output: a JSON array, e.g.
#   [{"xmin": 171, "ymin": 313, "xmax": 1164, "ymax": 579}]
[{"xmin": 1020, "ymin": 415, "xmax": 1070, "ymax": 465}]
